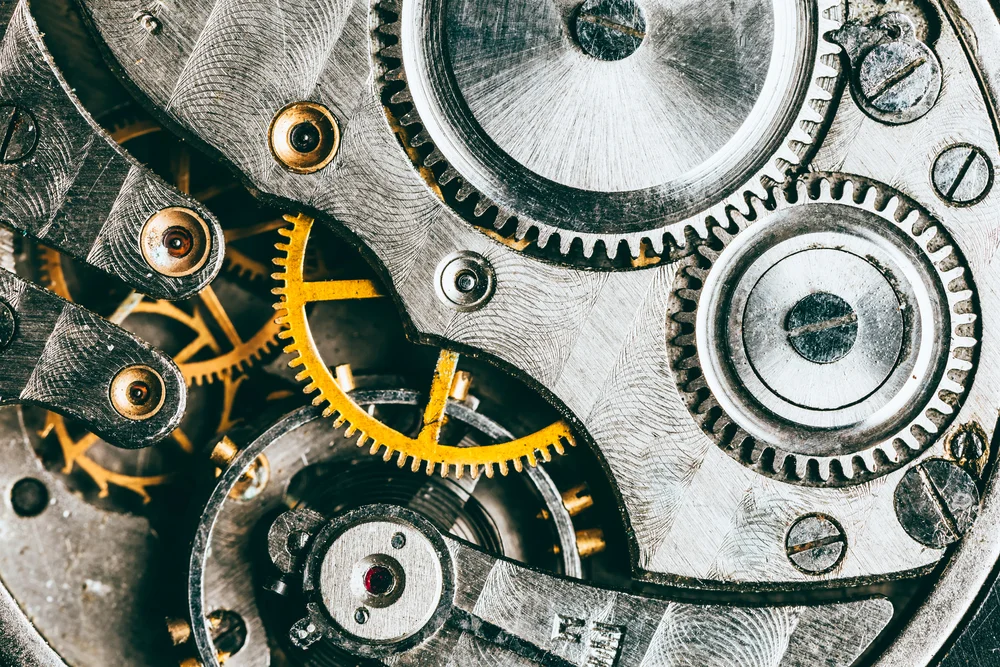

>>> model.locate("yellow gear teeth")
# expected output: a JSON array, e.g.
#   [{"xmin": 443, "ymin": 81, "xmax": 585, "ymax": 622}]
[{"xmin": 272, "ymin": 213, "xmax": 576, "ymax": 478}]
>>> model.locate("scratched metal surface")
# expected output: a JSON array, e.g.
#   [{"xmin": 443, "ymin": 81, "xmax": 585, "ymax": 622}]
[
  {"xmin": 74, "ymin": 0, "xmax": 1000, "ymax": 586},
  {"xmin": 0, "ymin": 0, "xmax": 224, "ymax": 301},
  {"xmin": 0, "ymin": 405, "xmax": 167, "ymax": 666},
  {"xmin": 386, "ymin": 538, "xmax": 895, "ymax": 666},
  {"xmin": 0, "ymin": 267, "xmax": 185, "ymax": 448}
]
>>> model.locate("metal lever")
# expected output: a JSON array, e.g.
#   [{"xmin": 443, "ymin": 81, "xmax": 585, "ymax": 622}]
[
  {"xmin": 256, "ymin": 504, "xmax": 896, "ymax": 667},
  {"xmin": 0, "ymin": 0, "xmax": 224, "ymax": 301},
  {"xmin": 0, "ymin": 267, "xmax": 185, "ymax": 449}
]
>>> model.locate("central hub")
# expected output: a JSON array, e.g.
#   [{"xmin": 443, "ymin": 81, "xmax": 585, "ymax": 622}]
[
  {"xmin": 785, "ymin": 292, "xmax": 859, "ymax": 364},
  {"xmin": 572, "ymin": 0, "xmax": 647, "ymax": 61}
]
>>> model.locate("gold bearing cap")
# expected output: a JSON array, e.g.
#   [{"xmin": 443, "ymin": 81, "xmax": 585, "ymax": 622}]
[
  {"xmin": 269, "ymin": 101, "xmax": 340, "ymax": 174},
  {"xmin": 140, "ymin": 206, "xmax": 211, "ymax": 277},
  {"xmin": 110, "ymin": 365, "xmax": 166, "ymax": 421}
]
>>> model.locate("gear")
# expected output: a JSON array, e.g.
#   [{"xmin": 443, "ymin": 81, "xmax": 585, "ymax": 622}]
[
  {"xmin": 373, "ymin": 0, "xmax": 842, "ymax": 268},
  {"xmin": 668, "ymin": 174, "xmax": 979, "ymax": 485},
  {"xmin": 272, "ymin": 213, "xmax": 576, "ymax": 477},
  {"xmin": 36, "ymin": 373, "xmax": 247, "ymax": 503},
  {"xmin": 37, "ymin": 245, "xmax": 282, "ymax": 385}
]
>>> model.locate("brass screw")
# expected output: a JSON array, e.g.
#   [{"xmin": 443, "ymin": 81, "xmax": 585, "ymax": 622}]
[
  {"xmin": 140, "ymin": 207, "xmax": 211, "ymax": 278},
  {"xmin": 165, "ymin": 617, "xmax": 192, "ymax": 646},
  {"xmin": 109, "ymin": 365, "xmax": 165, "ymax": 420},
  {"xmin": 335, "ymin": 364, "xmax": 356, "ymax": 392},
  {"xmin": 269, "ymin": 101, "xmax": 340, "ymax": 174},
  {"xmin": 561, "ymin": 485, "xmax": 594, "ymax": 517},
  {"xmin": 576, "ymin": 528, "xmax": 606, "ymax": 558},
  {"xmin": 449, "ymin": 371, "xmax": 473, "ymax": 401},
  {"xmin": 210, "ymin": 436, "xmax": 239, "ymax": 469}
]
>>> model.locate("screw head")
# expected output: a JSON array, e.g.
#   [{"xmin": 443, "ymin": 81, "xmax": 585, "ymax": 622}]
[
  {"xmin": 435, "ymin": 251, "xmax": 495, "ymax": 311},
  {"xmin": 0, "ymin": 106, "xmax": 38, "ymax": 163},
  {"xmin": 949, "ymin": 423, "xmax": 988, "ymax": 464},
  {"xmin": 0, "ymin": 299, "xmax": 16, "ymax": 351},
  {"xmin": 785, "ymin": 513, "xmax": 847, "ymax": 575},
  {"xmin": 10, "ymin": 477, "xmax": 48, "ymax": 517},
  {"xmin": 354, "ymin": 607, "xmax": 370, "ymax": 624},
  {"xmin": 391, "ymin": 532, "xmax": 406, "ymax": 549},
  {"xmin": 573, "ymin": 0, "xmax": 647, "ymax": 62},
  {"xmin": 932, "ymin": 144, "xmax": 993, "ymax": 206},
  {"xmin": 857, "ymin": 39, "xmax": 940, "ymax": 124},
  {"xmin": 895, "ymin": 459, "xmax": 980, "ymax": 548},
  {"xmin": 785, "ymin": 292, "xmax": 859, "ymax": 364}
]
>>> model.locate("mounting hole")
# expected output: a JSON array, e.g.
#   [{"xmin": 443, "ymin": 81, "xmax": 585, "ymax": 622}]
[
  {"xmin": 110, "ymin": 365, "xmax": 166, "ymax": 421},
  {"xmin": 208, "ymin": 609, "xmax": 247, "ymax": 657},
  {"xmin": 11, "ymin": 478, "xmax": 48, "ymax": 517},
  {"xmin": 269, "ymin": 102, "xmax": 340, "ymax": 174},
  {"xmin": 140, "ymin": 207, "xmax": 211, "ymax": 277}
]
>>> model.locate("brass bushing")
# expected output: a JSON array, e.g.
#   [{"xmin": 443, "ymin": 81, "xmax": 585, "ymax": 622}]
[
  {"xmin": 269, "ymin": 101, "xmax": 340, "ymax": 174},
  {"xmin": 140, "ymin": 206, "xmax": 211, "ymax": 278},
  {"xmin": 110, "ymin": 365, "xmax": 166, "ymax": 421}
]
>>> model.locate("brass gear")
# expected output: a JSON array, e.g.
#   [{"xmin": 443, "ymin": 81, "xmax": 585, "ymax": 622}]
[
  {"xmin": 272, "ymin": 213, "xmax": 576, "ymax": 478},
  {"xmin": 28, "ymin": 110, "xmax": 284, "ymax": 501},
  {"xmin": 37, "ymin": 245, "xmax": 282, "ymax": 386}
]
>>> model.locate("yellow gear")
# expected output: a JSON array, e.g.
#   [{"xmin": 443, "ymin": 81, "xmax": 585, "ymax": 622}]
[{"xmin": 272, "ymin": 213, "xmax": 576, "ymax": 478}]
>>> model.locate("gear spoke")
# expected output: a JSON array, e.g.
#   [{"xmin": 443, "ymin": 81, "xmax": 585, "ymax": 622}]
[
  {"xmin": 419, "ymin": 350, "xmax": 460, "ymax": 445},
  {"xmin": 273, "ymin": 213, "xmax": 576, "ymax": 478}
]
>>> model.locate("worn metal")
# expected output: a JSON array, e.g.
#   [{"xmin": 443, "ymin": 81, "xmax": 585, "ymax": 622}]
[
  {"xmin": 831, "ymin": 12, "xmax": 942, "ymax": 124},
  {"xmin": 785, "ymin": 513, "xmax": 848, "ymax": 575},
  {"xmin": 0, "ymin": 267, "xmax": 184, "ymax": 449},
  {"xmin": 894, "ymin": 459, "xmax": 980, "ymax": 549},
  {"xmin": 572, "ymin": 0, "xmax": 646, "ymax": 62},
  {"xmin": 189, "ymin": 396, "xmax": 584, "ymax": 666},
  {"xmin": 932, "ymin": 143, "xmax": 994, "ymax": 206},
  {"xmin": 268, "ymin": 504, "xmax": 894, "ymax": 666},
  {"xmin": 0, "ymin": 0, "xmax": 224, "ymax": 300}
]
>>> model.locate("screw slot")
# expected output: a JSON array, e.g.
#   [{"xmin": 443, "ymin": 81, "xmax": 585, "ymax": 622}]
[
  {"xmin": 110, "ymin": 365, "xmax": 166, "ymax": 421},
  {"xmin": 932, "ymin": 144, "xmax": 993, "ymax": 206},
  {"xmin": 785, "ymin": 513, "xmax": 847, "ymax": 575}
]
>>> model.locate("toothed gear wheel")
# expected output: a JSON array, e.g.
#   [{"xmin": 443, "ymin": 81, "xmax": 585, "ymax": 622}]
[
  {"xmin": 272, "ymin": 213, "xmax": 576, "ymax": 478},
  {"xmin": 373, "ymin": 0, "xmax": 843, "ymax": 268},
  {"xmin": 667, "ymin": 174, "xmax": 979, "ymax": 485}
]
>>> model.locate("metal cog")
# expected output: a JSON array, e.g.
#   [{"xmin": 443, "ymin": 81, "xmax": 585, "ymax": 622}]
[
  {"xmin": 272, "ymin": 213, "xmax": 576, "ymax": 478},
  {"xmin": 373, "ymin": 0, "xmax": 843, "ymax": 269},
  {"xmin": 667, "ymin": 174, "xmax": 979, "ymax": 485},
  {"xmin": 36, "ymin": 245, "xmax": 282, "ymax": 386}
]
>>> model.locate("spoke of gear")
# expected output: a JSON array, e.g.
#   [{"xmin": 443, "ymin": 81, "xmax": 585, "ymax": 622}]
[
  {"xmin": 37, "ymin": 372, "xmax": 247, "ymax": 502},
  {"xmin": 272, "ymin": 213, "xmax": 576, "ymax": 478},
  {"xmin": 372, "ymin": 0, "xmax": 843, "ymax": 269},
  {"xmin": 667, "ymin": 174, "xmax": 979, "ymax": 485}
]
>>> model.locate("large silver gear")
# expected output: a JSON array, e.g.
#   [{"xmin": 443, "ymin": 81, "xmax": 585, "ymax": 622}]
[
  {"xmin": 667, "ymin": 173, "xmax": 979, "ymax": 485},
  {"xmin": 373, "ymin": 0, "xmax": 844, "ymax": 268}
]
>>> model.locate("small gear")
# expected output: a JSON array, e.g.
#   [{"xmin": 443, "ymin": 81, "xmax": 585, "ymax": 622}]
[
  {"xmin": 667, "ymin": 174, "xmax": 979, "ymax": 485},
  {"xmin": 37, "ymin": 245, "xmax": 282, "ymax": 385},
  {"xmin": 272, "ymin": 213, "xmax": 576, "ymax": 478},
  {"xmin": 373, "ymin": 0, "xmax": 843, "ymax": 268},
  {"xmin": 36, "ymin": 373, "xmax": 247, "ymax": 503}
]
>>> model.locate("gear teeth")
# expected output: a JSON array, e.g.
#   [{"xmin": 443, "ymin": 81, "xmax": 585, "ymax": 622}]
[
  {"xmin": 372, "ymin": 3, "xmax": 842, "ymax": 268},
  {"xmin": 667, "ymin": 172, "xmax": 981, "ymax": 487}
]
